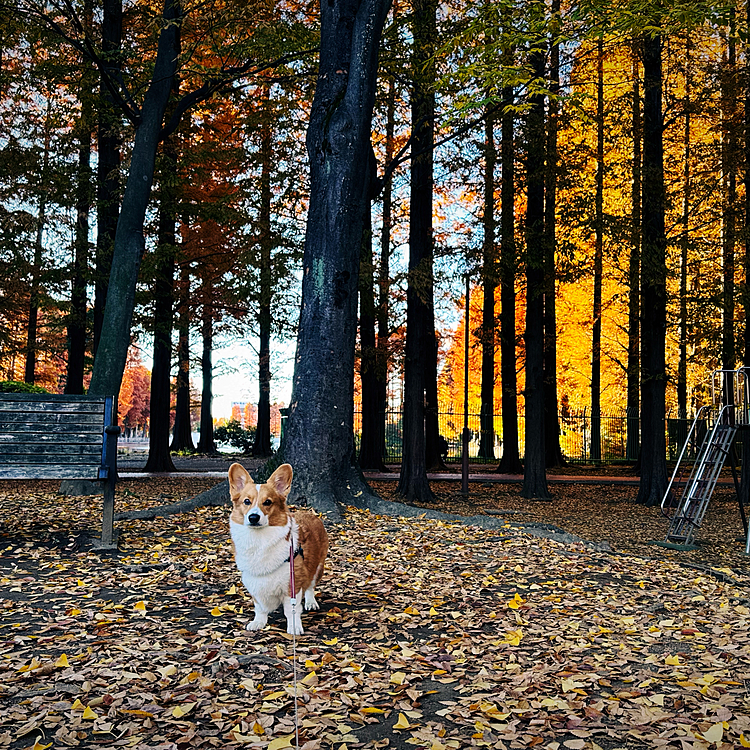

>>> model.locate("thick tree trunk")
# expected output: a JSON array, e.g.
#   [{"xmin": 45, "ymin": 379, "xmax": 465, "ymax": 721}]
[
  {"xmin": 253, "ymin": 98, "xmax": 273, "ymax": 458},
  {"xmin": 88, "ymin": 0, "xmax": 182, "ymax": 400},
  {"xmin": 742, "ymin": 0, "xmax": 750, "ymax": 504},
  {"xmin": 543, "ymin": 0, "xmax": 565, "ymax": 468},
  {"xmin": 398, "ymin": 0, "xmax": 440, "ymax": 500},
  {"xmin": 591, "ymin": 37, "xmax": 604, "ymax": 462},
  {"xmin": 66, "ymin": 33, "xmax": 94, "ymax": 395},
  {"xmin": 479, "ymin": 105, "xmax": 496, "ymax": 460},
  {"xmin": 170, "ymin": 263, "xmax": 194, "ymax": 452},
  {"xmin": 93, "ymin": 0, "xmax": 122, "ymax": 357},
  {"xmin": 522, "ymin": 44, "xmax": 550, "ymax": 500},
  {"xmin": 635, "ymin": 32, "xmax": 668, "ymax": 506},
  {"xmin": 497, "ymin": 71, "xmax": 522, "ymax": 475},
  {"xmin": 196, "ymin": 300, "xmax": 217, "ymax": 454},
  {"xmin": 281, "ymin": 0, "xmax": 391, "ymax": 516},
  {"xmin": 626, "ymin": 42, "xmax": 641, "ymax": 462}
]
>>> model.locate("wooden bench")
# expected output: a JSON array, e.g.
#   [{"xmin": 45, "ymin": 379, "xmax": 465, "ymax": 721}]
[{"xmin": 0, "ymin": 393, "xmax": 120, "ymax": 549}]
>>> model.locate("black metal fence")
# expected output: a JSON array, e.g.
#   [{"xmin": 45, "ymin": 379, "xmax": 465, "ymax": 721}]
[{"xmin": 353, "ymin": 406, "xmax": 699, "ymax": 465}]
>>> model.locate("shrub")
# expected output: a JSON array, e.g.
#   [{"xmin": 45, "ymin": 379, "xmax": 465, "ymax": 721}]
[
  {"xmin": 0, "ymin": 381, "xmax": 49, "ymax": 394},
  {"xmin": 214, "ymin": 419, "xmax": 256, "ymax": 454}
]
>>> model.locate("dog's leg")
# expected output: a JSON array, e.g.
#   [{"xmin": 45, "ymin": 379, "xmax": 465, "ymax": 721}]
[
  {"xmin": 283, "ymin": 597, "xmax": 304, "ymax": 635},
  {"xmin": 303, "ymin": 586, "xmax": 319, "ymax": 611},
  {"xmin": 246, "ymin": 605, "xmax": 269, "ymax": 631}
]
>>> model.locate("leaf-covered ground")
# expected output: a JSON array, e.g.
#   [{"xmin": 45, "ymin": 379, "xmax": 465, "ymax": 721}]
[{"xmin": 1, "ymin": 477, "xmax": 750, "ymax": 750}]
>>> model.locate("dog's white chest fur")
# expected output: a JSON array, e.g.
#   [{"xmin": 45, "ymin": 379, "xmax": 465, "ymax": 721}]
[{"xmin": 230, "ymin": 519, "xmax": 295, "ymax": 604}]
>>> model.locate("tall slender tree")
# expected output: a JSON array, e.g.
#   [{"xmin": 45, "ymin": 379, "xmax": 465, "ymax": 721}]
[
  {"xmin": 170, "ymin": 262, "xmax": 194, "ymax": 452},
  {"xmin": 522, "ymin": 36, "xmax": 550, "ymax": 499},
  {"xmin": 635, "ymin": 29, "xmax": 668, "ymax": 506}
]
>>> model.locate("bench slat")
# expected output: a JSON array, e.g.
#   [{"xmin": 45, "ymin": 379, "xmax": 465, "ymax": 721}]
[
  {"xmin": 0, "ymin": 466, "xmax": 101, "ymax": 480},
  {"xmin": 0, "ymin": 444, "xmax": 103, "ymax": 457},
  {"xmin": 0, "ymin": 432, "xmax": 103, "ymax": 444},
  {"xmin": 0, "ymin": 412, "xmax": 107, "ymax": 425},
  {"xmin": 0, "ymin": 401, "xmax": 106, "ymax": 414}
]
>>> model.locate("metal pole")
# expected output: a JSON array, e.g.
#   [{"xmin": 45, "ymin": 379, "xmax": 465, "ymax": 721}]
[{"xmin": 462, "ymin": 273, "xmax": 470, "ymax": 495}]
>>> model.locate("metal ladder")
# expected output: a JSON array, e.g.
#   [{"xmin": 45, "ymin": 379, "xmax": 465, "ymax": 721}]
[{"xmin": 662, "ymin": 369, "xmax": 749, "ymax": 546}]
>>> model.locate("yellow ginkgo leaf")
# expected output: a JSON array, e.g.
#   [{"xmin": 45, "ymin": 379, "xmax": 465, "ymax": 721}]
[
  {"xmin": 54, "ymin": 654, "xmax": 69, "ymax": 668},
  {"xmin": 226, "ymin": 584, "xmax": 237, "ymax": 595},
  {"xmin": 31, "ymin": 741, "xmax": 52, "ymax": 750},
  {"xmin": 702, "ymin": 723, "xmax": 723, "ymax": 745},
  {"xmin": 267, "ymin": 735, "xmax": 294, "ymax": 750},
  {"xmin": 252, "ymin": 720, "xmax": 265, "ymax": 735},
  {"xmin": 210, "ymin": 607, "xmax": 222, "ymax": 617},
  {"xmin": 172, "ymin": 702, "xmax": 195, "ymax": 718},
  {"xmin": 71, "ymin": 698, "xmax": 84, "ymax": 710},
  {"xmin": 133, "ymin": 601, "xmax": 146, "ymax": 612},
  {"xmin": 390, "ymin": 671, "xmax": 406, "ymax": 685},
  {"xmin": 664, "ymin": 655, "xmax": 681, "ymax": 666},
  {"xmin": 82, "ymin": 706, "xmax": 97, "ymax": 720},
  {"xmin": 361, "ymin": 707, "xmax": 385, "ymax": 714},
  {"xmin": 393, "ymin": 713, "xmax": 410, "ymax": 730},
  {"xmin": 740, "ymin": 733, "xmax": 750, "ymax": 748}
]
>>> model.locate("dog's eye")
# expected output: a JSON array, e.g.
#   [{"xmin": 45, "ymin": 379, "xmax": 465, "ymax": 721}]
[
  {"xmin": 263, "ymin": 499, "xmax": 273, "ymax": 507},
  {"xmin": 243, "ymin": 499, "xmax": 251, "ymax": 506}
]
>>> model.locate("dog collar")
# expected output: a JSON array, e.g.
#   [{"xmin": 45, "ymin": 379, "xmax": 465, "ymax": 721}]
[{"xmin": 285, "ymin": 545, "xmax": 304, "ymax": 563}]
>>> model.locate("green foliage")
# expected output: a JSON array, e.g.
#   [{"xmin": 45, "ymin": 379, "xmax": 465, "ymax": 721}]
[
  {"xmin": 214, "ymin": 419, "xmax": 256, "ymax": 455},
  {"xmin": 0, "ymin": 381, "xmax": 49, "ymax": 393}
]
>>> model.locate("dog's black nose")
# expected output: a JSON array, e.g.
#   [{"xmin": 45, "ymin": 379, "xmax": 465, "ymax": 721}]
[{"xmin": 247, "ymin": 512, "xmax": 260, "ymax": 526}]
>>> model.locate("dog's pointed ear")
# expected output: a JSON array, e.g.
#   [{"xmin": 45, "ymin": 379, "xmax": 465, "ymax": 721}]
[
  {"xmin": 268, "ymin": 463, "xmax": 293, "ymax": 498},
  {"xmin": 228, "ymin": 463, "xmax": 252, "ymax": 500}
]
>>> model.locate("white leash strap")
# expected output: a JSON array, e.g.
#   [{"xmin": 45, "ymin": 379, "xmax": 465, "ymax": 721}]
[{"xmin": 289, "ymin": 537, "xmax": 300, "ymax": 750}]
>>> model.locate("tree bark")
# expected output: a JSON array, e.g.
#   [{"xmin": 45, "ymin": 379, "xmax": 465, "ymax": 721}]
[
  {"xmin": 397, "ymin": 0, "xmax": 440, "ymax": 501},
  {"xmin": 253, "ymin": 93, "xmax": 273, "ymax": 458},
  {"xmin": 196, "ymin": 298, "xmax": 217, "ymax": 454},
  {"xmin": 25, "ymin": 96, "xmax": 51, "ymax": 385},
  {"xmin": 479, "ymin": 104, "xmax": 497, "ymax": 460},
  {"xmin": 543, "ymin": 0, "xmax": 565, "ymax": 468},
  {"xmin": 359, "ymin": 215, "xmax": 386, "ymax": 469},
  {"xmin": 591, "ymin": 37, "xmax": 604, "ymax": 462},
  {"xmin": 741, "ymin": 0, "xmax": 750, "ymax": 504},
  {"xmin": 722, "ymin": 23, "xmax": 737, "ymax": 375},
  {"xmin": 281, "ymin": 0, "xmax": 392, "ymax": 516},
  {"xmin": 88, "ymin": 0, "xmax": 182, "ymax": 400},
  {"xmin": 521, "ymin": 42, "xmax": 550, "ymax": 500},
  {"xmin": 626, "ymin": 41, "xmax": 641, "ymax": 462},
  {"xmin": 66, "ymin": 12, "xmax": 94, "ymax": 395},
  {"xmin": 497, "ymin": 56, "xmax": 522, "ymax": 475},
  {"xmin": 144, "ymin": 139, "xmax": 179, "ymax": 473},
  {"xmin": 678, "ymin": 36, "xmax": 690, "ymax": 417},
  {"xmin": 170, "ymin": 261, "xmax": 194, "ymax": 452},
  {"xmin": 635, "ymin": 32, "xmax": 668, "ymax": 506},
  {"xmin": 93, "ymin": 0, "xmax": 122, "ymax": 358}
]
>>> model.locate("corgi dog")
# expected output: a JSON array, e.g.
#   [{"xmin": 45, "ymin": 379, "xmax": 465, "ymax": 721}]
[{"xmin": 228, "ymin": 462, "xmax": 328, "ymax": 635}]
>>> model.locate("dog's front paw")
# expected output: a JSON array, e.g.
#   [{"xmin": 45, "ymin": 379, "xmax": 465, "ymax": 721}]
[
  {"xmin": 286, "ymin": 621, "xmax": 304, "ymax": 636},
  {"xmin": 246, "ymin": 618, "xmax": 267, "ymax": 631},
  {"xmin": 304, "ymin": 593, "xmax": 320, "ymax": 611}
]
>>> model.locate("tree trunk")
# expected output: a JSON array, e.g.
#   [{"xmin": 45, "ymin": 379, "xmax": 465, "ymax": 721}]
[
  {"xmin": 521, "ymin": 42, "xmax": 550, "ymax": 500},
  {"xmin": 591, "ymin": 36, "xmax": 604, "ymax": 462},
  {"xmin": 678, "ymin": 37, "xmax": 690, "ymax": 417},
  {"xmin": 375, "ymin": 75, "xmax": 396, "ymax": 470},
  {"xmin": 496, "ymin": 58, "xmax": 522, "ymax": 475},
  {"xmin": 741, "ymin": 0, "xmax": 750, "ymax": 504},
  {"xmin": 626, "ymin": 41, "xmax": 641, "ymax": 462},
  {"xmin": 170, "ymin": 262, "xmax": 194, "ymax": 452},
  {"xmin": 196, "ymin": 299, "xmax": 217, "ymax": 454},
  {"xmin": 253, "ymin": 94, "xmax": 273, "ymax": 458},
  {"xmin": 398, "ymin": 0, "xmax": 440, "ymax": 501},
  {"xmin": 722, "ymin": 24, "xmax": 737, "ymax": 375},
  {"xmin": 635, "ymin": 32, "xmax": 668, "ymax": 506},
  {"xmin": 93, "ymin": 0, "xmax": 122, "ymax": 357},
  {"xmin": 359, "ymin": 215, "xmax": 386, "ymax": 469},
  {"xmin": 66, "ymin": 19, "xmax": 94, "ymax": 395},
  {"xmin": 281, "ymin": 0, "xmax": 391, "ymax": 516},
  {"xmin": 25, "ymin": 97, "xmax": 51, "ymax": 385},
  {"xmin": 88, "ymin": 0, "xmax": 182, "ymax": 401},
  {"xmin": 543, "ymin": 0, "xmax": 565, "ymax": 468},
  {"xmin": 479, "ymin": 104, "xmax": 496, "ymax": 460},
  {"xmin": 144, "ymin": 135, "xmax": 179, "ymax": 473}
]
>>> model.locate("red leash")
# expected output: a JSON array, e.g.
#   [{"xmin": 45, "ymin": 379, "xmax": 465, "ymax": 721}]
[{"xmin": 289, "ymin": 534, "xmax": 300, "ymax": 750}]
